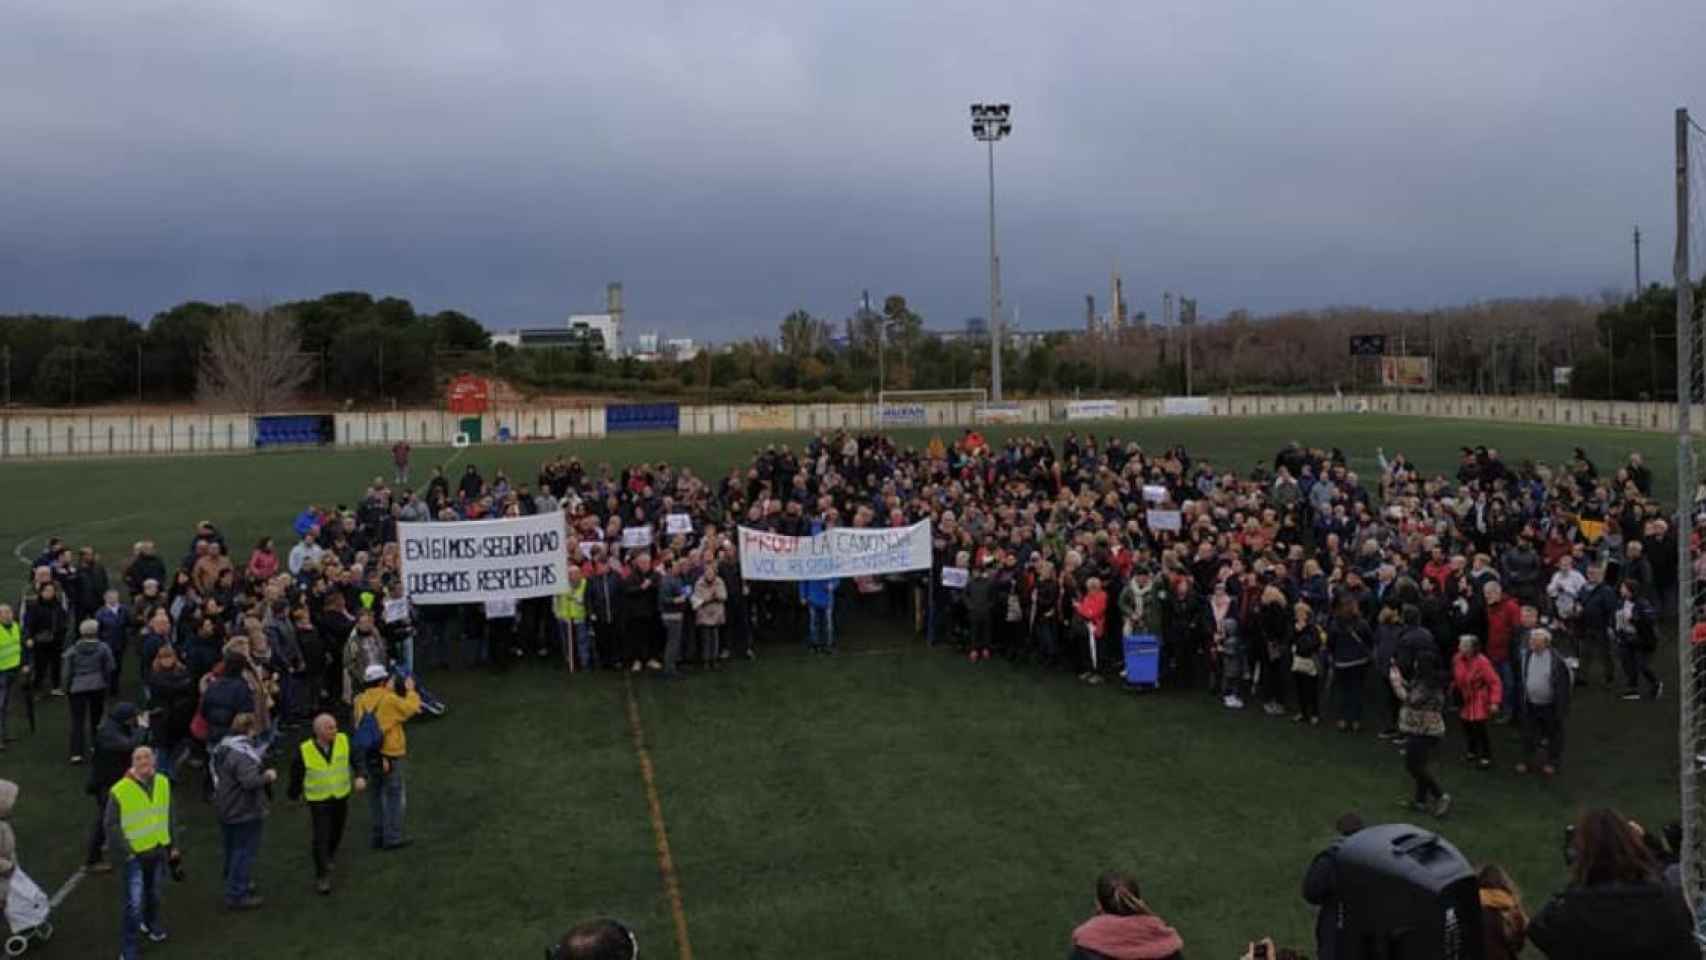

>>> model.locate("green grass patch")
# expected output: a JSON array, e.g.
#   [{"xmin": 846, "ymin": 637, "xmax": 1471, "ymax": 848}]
[{"xmin": 0, "ymin": 415, "xmax": 1685, "ymax": 958}]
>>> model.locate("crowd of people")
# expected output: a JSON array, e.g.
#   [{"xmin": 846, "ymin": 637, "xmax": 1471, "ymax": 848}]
[{"xmin": 0, "ymin": 426, "xmax": 1697, "ymax": 957}]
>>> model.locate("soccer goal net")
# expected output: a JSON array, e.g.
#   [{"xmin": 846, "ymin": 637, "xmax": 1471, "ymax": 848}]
[{"xmin": 1676, "ymin": 106, "xmax": 1704, "ymax": 930}]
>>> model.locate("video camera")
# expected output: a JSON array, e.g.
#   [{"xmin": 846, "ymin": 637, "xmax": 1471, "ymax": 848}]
[{"xmin": 1330, "ymin": 824, "xmax": 1484, "ymax": 959}]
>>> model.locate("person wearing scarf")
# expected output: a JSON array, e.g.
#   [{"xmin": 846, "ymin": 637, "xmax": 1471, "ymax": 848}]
[
  {"xmin": 210, "ymin": 713, "xmax": 276, "ymax": 910},
  {"xmin": 1068, "ymin": 870, "xmax": 1185, "ymax": 960}
]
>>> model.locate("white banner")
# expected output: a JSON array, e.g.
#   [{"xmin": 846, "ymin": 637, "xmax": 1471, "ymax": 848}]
[
  {"xmin": 1066, "ymin": 399, "xmax": 1119, "ymax": 421},
  {"xmin": 973, "ymin": 402, "xmax": 1025, "ymax": 424},
  {"xmin": 1162, "ymin": 396, "xmax": 1211, "ymax": 416},
  {"xmin": 1146, "ymin": 509, "xmax": 1183, "ymax": 532},
  {"xmin": 738, "ymin": 520, "xmax": 933, "ymax": 581},
  {"xmin": 399, "ymin": 513, "xmax": 569, "ymax": 605}
]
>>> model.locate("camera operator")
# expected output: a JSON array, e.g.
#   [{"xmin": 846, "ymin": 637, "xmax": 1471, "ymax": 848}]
[
  {"xmin": 547, "ymin": 919, "xmax": 637, "ymax": 960},
  {"xmin": 1527, "ymin": 808, "xmax": 1696, "ymax": 958},
  {"xmin": 1301, "ymin": 812, "xmax": 1364, "ymax": 960},
  {"xmin": 352, "ymin": 664, "xmax": 421, "ymax": 851}
]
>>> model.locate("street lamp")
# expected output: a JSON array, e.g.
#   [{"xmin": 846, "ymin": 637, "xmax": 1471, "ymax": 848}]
[{"xmin": 970, "ymin": 102, "xmax": 1012, "ymax": 400}]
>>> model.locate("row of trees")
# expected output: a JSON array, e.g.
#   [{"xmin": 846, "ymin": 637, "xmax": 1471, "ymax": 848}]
[
  {"xmin": 533, "ymin": 286, "xmax": 1699, "ymax": 402},
  {"xmin": 0, "ymin": 293, "xmax": 490, "ymax": 407},
  {"xmin": 2, "ymin": 283, "xmax": 1700, "ymax": 407}
]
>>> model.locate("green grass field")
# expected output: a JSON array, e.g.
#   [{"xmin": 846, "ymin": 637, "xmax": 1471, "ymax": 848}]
[{"xmin": 0, "ymin": 415, "xmax": 1688, "ymax": 959}]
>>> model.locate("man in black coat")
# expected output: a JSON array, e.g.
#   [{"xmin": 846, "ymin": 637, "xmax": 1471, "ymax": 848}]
[
  {"xmin": 123, "ymin": 542, "xmax": 167, "ymax": 598},
  {"xmin": 84, "ymin": 701, "xmax": 150, "ymax": 871},
  {"xmin": 620, "ymin": 553, "xmax": 661, "ymax": 671}
]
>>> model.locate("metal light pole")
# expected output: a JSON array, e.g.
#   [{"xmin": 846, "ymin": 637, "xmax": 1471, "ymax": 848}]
[{"xmin": 971, "ymin": 103, "xmax": 1011, "ymax": 400}]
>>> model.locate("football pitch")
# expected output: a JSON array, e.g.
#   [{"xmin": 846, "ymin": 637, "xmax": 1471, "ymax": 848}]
[{"xmin": 0, "ymin": 414, "xmax": 1687, "ymax": 959}]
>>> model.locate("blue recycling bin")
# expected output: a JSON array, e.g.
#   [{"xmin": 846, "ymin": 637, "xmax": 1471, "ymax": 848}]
[{"xmin": 1124, "ymin": 633, "xmax": 1160, "ymax": 687}]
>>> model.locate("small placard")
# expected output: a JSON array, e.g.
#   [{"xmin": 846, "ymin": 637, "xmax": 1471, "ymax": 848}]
[{"xmin": 1146, "ymin": 510, "xmax": 1183, "ymax": 532}]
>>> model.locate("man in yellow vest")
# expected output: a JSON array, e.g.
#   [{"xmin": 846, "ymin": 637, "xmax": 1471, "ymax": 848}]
[
  {"xmin": 288, "ymin": 712, "xmax": 366, "ymax": 894},
  {"xmin": 103, "ymin": 745, "xmax": 179, "ymax": 960},
  {"xmin": 0, "ymin": 603, "xmax": 28, "ymax": 750},
  {"xmin": 555, "ymin": 565, "xmax": 589, "ymax": 670}
]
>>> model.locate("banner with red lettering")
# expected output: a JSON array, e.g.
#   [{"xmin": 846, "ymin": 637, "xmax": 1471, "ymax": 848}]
[{"xmin": 738, "ymin": 520, "xmax": 932, "ymax": 581}]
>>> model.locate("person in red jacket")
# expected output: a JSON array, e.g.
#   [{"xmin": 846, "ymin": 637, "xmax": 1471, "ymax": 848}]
[
  {"xmin": 1452, "ymin": 635, "xmax": 1503, "ymax": 769},
  {"xmin": 1481, "ymin": 582, "xmax": 1522, "ymax": 719},
  {"xmin": 1074, "ymin": 578, "xmax": 1109, "ymax": 685}
]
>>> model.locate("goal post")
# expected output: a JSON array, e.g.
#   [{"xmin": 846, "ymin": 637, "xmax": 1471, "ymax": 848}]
[
  {"xmin": 1676, "ymin": 106, "xmax": 1704, "ymax": 928},
  {"xmin": 876, "ymin": 388, "xmax": 987, "ymax": 406}
]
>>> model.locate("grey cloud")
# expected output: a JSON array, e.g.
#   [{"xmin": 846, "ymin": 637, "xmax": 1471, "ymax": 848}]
[{"xmin": 2, "ymin": 0, "xmax": 1703, "ymax": 338}]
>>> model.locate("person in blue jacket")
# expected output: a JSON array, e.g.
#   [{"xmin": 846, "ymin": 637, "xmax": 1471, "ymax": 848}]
[{"xmin": 800, "ymin": 576, "xmax": 841, "ymax": 653}]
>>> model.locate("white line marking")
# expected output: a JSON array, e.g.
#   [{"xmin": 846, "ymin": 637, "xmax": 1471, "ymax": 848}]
[
  {"xmin": 49, "ymin": 865, "xmax": 85, "ymax": 908},
  {"xmin": 12, "ymin": 512, "xmax": 147, "ymax": 567}
]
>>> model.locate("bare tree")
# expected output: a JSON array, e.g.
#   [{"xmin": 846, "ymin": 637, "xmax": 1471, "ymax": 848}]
[{"xmin": 197, "ymin": 306, "xmax": 313, "ymax": 411}]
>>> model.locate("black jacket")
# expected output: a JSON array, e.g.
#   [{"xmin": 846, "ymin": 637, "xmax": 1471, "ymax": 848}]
[
  {"xmin": 87, "ymin": 715, "xmax": 148, "ymax": 798},
  {"xmin": 621, "ymin": 569, "xmax": 659, "ymax": 622},
  {"xmin": 125, "ymin": 554, "xmax": 168, "ymax": 595},
  {"xmin": 1303, "ymin": 843, "xmax": 1343, "ymax": 960},
  {"xmin": 1528, "ymin": 879, "xmax": 1697, "ymax": 959},
  {"xmin": 201, "ymin": 673, "xmax": 256, "ymax": 744}
]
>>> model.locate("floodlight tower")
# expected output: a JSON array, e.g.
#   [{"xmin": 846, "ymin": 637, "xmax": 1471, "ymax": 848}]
[{"xmin": 970, "ymin": 102, "xmax": 1012, "ymax": 400}]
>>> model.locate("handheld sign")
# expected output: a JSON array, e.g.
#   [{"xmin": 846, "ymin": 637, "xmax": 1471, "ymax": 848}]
[{"xmin": 1146, "ymin": 510, "xmax": 1183, "ymax": 532}]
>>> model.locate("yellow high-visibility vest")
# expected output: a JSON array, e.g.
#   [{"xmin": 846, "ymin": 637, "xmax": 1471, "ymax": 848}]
[
  {"xmin": 110, "ymin": 775, "xmax": 172, "ymax": 854},
  {"xmin": 555, "ymin": 578, "xmax": 587, "ymax": 622},
  {"xmin": 0, "ymin": 622, "xmax": 20, "ymax": 671},
  {"xmin": 299, "ymin": 733, "xmax": 352, "ymax": 802}
]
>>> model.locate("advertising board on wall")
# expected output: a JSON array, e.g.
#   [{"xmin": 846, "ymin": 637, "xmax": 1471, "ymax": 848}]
[{"xmin": 1065, "ymin": 399, "xmax": 1120, "ymax": 421}]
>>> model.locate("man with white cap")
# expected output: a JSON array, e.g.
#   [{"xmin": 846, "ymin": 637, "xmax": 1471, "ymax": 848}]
[{"xmin": 350, "ymin": 664, "xmax": 420, "ymax": 851}]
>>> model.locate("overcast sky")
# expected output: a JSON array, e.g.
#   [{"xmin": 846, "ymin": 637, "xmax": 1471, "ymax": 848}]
[{"xmin": 3, "ymin": 0, "xmax": 1704, "ymax": 340}]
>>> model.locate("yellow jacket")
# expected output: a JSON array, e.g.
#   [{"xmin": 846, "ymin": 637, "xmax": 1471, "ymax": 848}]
[{"xmin": 352, "ymin": 686, "xmax": 422, "ymax": 759}]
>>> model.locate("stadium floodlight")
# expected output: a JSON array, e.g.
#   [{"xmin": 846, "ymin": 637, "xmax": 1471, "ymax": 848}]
[{"xmin": 969, "ymin": 102, "xmax": 1012, "ymax": 400}]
